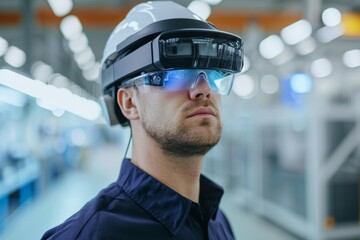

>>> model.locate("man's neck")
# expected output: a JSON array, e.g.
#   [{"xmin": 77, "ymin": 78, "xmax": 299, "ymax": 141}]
[{"xmin": 131, "ymin": 136, "xmax": 203, "ymax": 203}]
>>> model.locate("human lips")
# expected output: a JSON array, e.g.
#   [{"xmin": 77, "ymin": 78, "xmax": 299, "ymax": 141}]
[{"xmin": 186, "ymin": 107, "xmax": 217, "ymax": 118}]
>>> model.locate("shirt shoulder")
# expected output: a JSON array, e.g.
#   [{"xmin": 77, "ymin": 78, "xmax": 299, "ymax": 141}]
[{"xmin": 41, "ymin": 182, "xmax": 141, "ymax": 240}]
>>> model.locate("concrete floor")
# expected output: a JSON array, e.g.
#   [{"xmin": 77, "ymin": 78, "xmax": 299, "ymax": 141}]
[{"xmin": 0, "ymin": 145, "xmax": 300, "ymax": 240}]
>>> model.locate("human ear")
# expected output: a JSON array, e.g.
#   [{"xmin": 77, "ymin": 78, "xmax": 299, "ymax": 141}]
[{"xmin": 117, "ymin": 88, "xmax": 139, "ymax": 121}]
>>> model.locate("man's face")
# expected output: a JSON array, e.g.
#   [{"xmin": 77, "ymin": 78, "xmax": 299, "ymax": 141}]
[{"xmin": 136, "ymin": 75, "xmax": 222, "ymax": 157}]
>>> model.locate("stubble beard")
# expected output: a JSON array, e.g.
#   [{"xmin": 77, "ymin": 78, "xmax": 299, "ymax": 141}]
[{"xmin": 141, "ymin": 103, "xmax": 222, "ymax": 158}]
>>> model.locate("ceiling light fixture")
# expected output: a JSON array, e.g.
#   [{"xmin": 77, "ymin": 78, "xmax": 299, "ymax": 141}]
[
  {"xmin": 60, "ymin": 15, "xmax": 83, "ymax": 40},
  {"xmin": 0, "ymin": 69, "xmax": 101, "ymax": 121},
  {"xmin": 0, "ymin": 36, "xmax": 9, "ymax": 57},
  {"xmin": 188, "ymin": 1, "xmax": 212, "ymax": 20},
  {"xmin": 343, "ymin": 49, "xmax": 360, "ymax": 68},
  {"xmin": 281, "ymin": 19, "xmax": 312, "ymax": 45},
  {"xmin": 259, "ymin": 35, "xmax": 284, "ymax": 59},
  {"xmin": 4, "ymin": 46, "xmax": 26, "ymax": 68},
  {"xmin": 47, "ymin": 0, "xmax": 73, "ymax": 17},
  {"xmin": 310, "ymin": 58, "xmax": 333, "ymax": 78},
  {"xmin": 322, "ymin": 8, "xmax": 342, "ymax": 27}
]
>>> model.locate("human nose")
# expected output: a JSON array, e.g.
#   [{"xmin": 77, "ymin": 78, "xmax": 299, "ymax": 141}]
[{"xmin": 189, "ymin": 73, "xmax": 212, "ymax": 100}]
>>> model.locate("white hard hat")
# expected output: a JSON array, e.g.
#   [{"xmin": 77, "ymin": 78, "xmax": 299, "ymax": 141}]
[
  {"xmin": 100, "ymin": 1, "xmax": 244, "ymax": 126},
  {"xmin": 102, "ymin": 1, "xmax": 204, "ymax": 66}
]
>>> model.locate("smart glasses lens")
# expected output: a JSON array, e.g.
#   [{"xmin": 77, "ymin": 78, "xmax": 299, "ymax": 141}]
[
  {"xmin": 123, "ymin": 69, "xmax": 235, "ymax": 95},
  {"xmin": 162, "ymin": 70, "xmax": 195, "ymax": 90},
  {"xmin": 163, "ymin": 69, "xmax": 234, "ymax": 95}
]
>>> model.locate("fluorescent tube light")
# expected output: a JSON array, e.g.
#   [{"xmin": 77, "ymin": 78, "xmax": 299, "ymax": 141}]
[{"xmin": 47, "ymin": 0, "xmax": 73, "ymax": 17}]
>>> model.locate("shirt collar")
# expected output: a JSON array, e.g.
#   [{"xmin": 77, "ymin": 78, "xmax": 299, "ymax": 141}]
[{"xmin": 117, "ymin": 158, "xmax": 224, "ymax": 235}]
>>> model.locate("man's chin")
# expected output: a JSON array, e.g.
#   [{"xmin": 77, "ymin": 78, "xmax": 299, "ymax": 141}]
[
  {"xmin": 185, "ymin": 129, "xmax": 221, "ymax": 147},
  {"xmin": 185, "ymin": 120, "xmax": 222, "ymax": 137},
  {"xmin": 162, "ymin": 140, "xmax": 218, "ymax": 157},
  {"xmin": 157, "ymin": 127, "xmax": 221, "ymax": 157}
]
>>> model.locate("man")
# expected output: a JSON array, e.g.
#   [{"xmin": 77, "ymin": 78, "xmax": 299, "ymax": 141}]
[{"xmin": 42, "ymin": 1, "xmax": 243, "ymax": 239}]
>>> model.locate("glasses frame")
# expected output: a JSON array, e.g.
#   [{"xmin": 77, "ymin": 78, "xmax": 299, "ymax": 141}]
[{"xmin": 119, "ymin": 69, "xmax": 236, "ymax": 95}]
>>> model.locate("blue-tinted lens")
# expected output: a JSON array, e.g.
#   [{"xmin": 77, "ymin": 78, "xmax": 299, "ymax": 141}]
[
  {"xmin": 130, "ymin": 69, "xmax": 234, "ymax": 95},
  {"xmin": 206, "ymin": 71, "xmax": 234, "ymax": 95},
  {"xmin": 162, "ymin": 69, "xmax": 230, "ymax": 92},
  {"xmin": 162, "ymin": 70, "xmax": 194, "ymax": 90},
  {"xmin": 205, "ymin": 70, "xmax": 226, "ymax": 90}
]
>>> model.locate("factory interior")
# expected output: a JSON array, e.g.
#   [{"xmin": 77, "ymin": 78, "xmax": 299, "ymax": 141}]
[{"xmin": 0, "ymin": 0, "xmax": 359, "ymax": 239}]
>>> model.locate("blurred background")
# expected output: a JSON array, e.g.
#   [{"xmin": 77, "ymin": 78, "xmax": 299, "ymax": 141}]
[{"xmin": 0, "ymin": 0, "xmax": 359, "ymax": 239}]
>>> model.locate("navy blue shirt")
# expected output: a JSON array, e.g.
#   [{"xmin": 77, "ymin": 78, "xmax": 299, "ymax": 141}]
[{"xmin": 41, "ymin": 159, "xmax": 235, "ymax": 239}]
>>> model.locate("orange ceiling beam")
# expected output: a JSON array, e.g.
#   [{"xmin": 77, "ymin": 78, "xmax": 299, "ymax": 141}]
[
  {"xmin": 208, "ymin": 11, "xmax": 302, "ymax": 32},
  {"xmin": 0, "ymin": 7, "xmax": 358, "ymax": 36},
  {"xmin": 0, "ymin": 11, "xmax": 21, "ymax": 26},
  {"xmin": 1, "ymin": 7, "xmax": 302, "ymax": 33}
]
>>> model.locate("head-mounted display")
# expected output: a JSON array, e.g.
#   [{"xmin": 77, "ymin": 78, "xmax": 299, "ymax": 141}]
[{"xmin": 102, "ymin": 29, "xmax": 243, "ymax": 91}]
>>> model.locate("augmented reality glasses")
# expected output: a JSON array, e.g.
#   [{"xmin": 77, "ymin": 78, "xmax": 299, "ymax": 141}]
[
  {"xmin": 120, "ymin": 69, "xmax": 236, "ymax": 95},
  {"xmin": 102, "ymin": 29, "xmax": 244, "ymax": 90}
]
